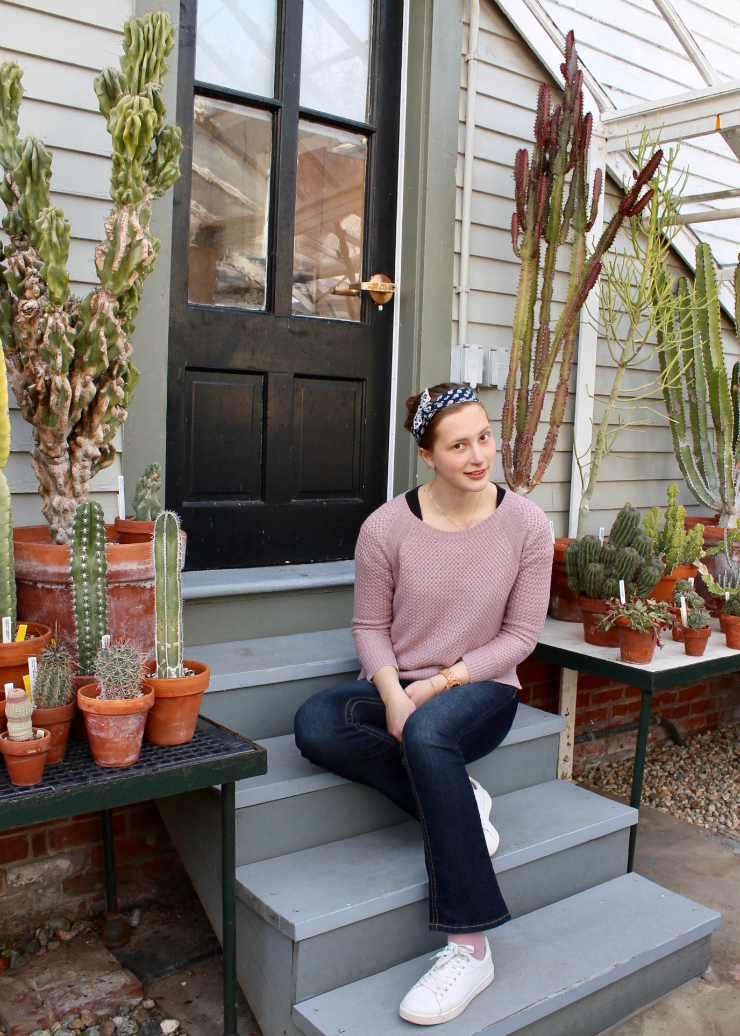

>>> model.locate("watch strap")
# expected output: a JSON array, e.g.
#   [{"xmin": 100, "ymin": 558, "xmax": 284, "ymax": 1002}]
[{"xmin": 439, "ymin": 667, "xmax": 462, "ymax": 689}]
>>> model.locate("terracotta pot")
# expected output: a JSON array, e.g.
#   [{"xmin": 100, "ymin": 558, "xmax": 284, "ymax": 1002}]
[
  {"xmin": 70, "ymin": 674, "xmax": 92, "ymax": 741},
  {"xmin": 672, "ymin": 564, "xmax": 698, "ymax": 581},
  {"xmin": 694, "ymin": 527, "xmax": 740, "ymax": 617},
  {"xmin": 144, "ymin": 661, "xmax": 210, "ymax": 746},
  {"xmin": 615, "ymin": 618, "xmax": 657, "ymax": 664},
  {"xmin": 77, "ymin": 683, "xmax": 155, "ymax": 768},
  {"xmin": 578, "ymin": 596, "xmax": 619, "ymax": 647},
  {"xmin": 31, "ymin": 700, "xmax": 75, "ymax": 765},
  {"xmin": 549, "ymin": 538, "xmax": 581, "ymax": 622},
  {"xmin": 684, "ymin": 515, "xmax": 719, "ymax": 531},
  {"xmin": 114, "ymin": 515, "xmax": 155, "ymax": 545},
  {"xmin": 0, "ymin": 624, "xmax": 51, "ymax": 691},
  {"xmin": 670, "ymin": 607, "xmax": 684, "ymax": 642},
  {"xmin": 683, "ymin": 625, "xmax": 711, "ymax": 657},
  {"xmin": 0, "ymin": 687, "xmax": 5, "ymax": 735},
  {"xmin": 723, "ymin": 613, "xmax": 740, "ymax": 650},
  {"xmin": 0, "ymin": 728, "xmax": 51, "ymax": 786}
]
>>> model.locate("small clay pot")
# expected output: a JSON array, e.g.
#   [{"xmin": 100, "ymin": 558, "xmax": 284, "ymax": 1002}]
[
  {"xmin": 31, "ymin": 700, "xmax": 76, "ymax": 765},
  {"xmin": 578, "ymin": 596, "xmax": 619, "ymax": 647},
  {"xmin": 670, "ymin": 607, "xmax": 684, "ymax": 642},
  {"xmin": 144, "ymin": 661, "xmax": 210, "ymax": 746},
  {"xmin": 549, "ymin": 538, "xmax": 581, "ymax": 623},
  {"xmin": 0, "ymin": 623, "xmax": 51, "ymax": 691},
  {"xmin": 0, "ymin": 727, "xmax": 51, "ymax": 786},
  {"xmin": 723, "ymin": 613, "xmax": 740, "ymax": 650},
  {"xmin": 0, "ymin": 687, "xmax": 5, "ymax": 735},
  {"xmin": 77, "ymin": 683, "xmax": 155, "ymax": 768},
  {"xmin": 683, "ymin": 625, "xmax": 711, "ymax": 657},
  {"xmin": 114, "ymin": 515, "xmax": 155, "ymax": 545},
  {"xmin": 616, "ymin": 618, "xmax": 657, "ymax": 664}
]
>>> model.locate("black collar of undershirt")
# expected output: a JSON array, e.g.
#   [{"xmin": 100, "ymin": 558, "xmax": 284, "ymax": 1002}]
[{"xmin": 405, "ymin": 483, "xmax": 505, "ymax": 521}]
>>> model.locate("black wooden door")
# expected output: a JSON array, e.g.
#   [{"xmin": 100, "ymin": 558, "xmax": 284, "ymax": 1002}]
[{"xmin": 167, "ymin": 0, "xmax": 403, "ymax": 570}]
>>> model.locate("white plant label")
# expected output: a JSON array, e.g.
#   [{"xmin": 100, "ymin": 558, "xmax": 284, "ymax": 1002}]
[
  {"xmin": 4, "ymin": 681, "xmax": 12, "ymax": 695},
  {"xmin": 549, "ymin": 520, "xmax": 555, "ymax": 544},
  {"xmin": 689, "ymin": 577, "xmax": 695, "ymax": 587},
  {"xmin": 619, "ymin": 579, "xmax": 626, "ymax": 604},
  {"xmin": 726, "ymin": 591, "xmax": 730, "ymax": 601},
  {"xmin": 117, "ymin": 475, "xmax": 126, "ymax": 520},
  {"xmin": 680, "ymin": 595, "xmax": 688, "ymax": 627},
  {"xmin": 101, "ymin": 634, "xmax": 111, "ymax": 649},
  {"xmin": 1, "ymin": 616, "xmax": 11, "ymax": 643},
  {"xmin": 599, "ymin": 527, "xmax": 605, "ymax": 545},
  {"xmin": 28, "ymin": 655, "xmax": 38, "ymax": 702}
]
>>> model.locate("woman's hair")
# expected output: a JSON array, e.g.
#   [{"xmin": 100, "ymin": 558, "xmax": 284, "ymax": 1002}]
[{"xmin": 404, "ymin": 383, "xmax": 484, "ymax": 450}]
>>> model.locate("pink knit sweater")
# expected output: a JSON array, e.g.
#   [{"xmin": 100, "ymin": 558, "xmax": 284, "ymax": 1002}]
[{"xmin": 351, "ymin": 490, "xmax": 554, "ymax": 688}]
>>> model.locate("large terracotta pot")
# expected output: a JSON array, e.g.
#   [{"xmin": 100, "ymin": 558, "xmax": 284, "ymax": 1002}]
[
  {"xmin": 0, "ymin": 728, "xmax": 51, "ymax": 786},
  {"xmin": 77, "ymin": 683, "xmax": 155, "ymax": 768},
  {"xmin": 114, "ymin": 516, "xmax": 155, "ymax": 545},
  {"xmin": 693, "ymin": 526, "xmax": 740, "ymax": 617},
  {"xmin": 615, "ymin": 618, "xmax": 657, "ymax": 664},
  {"xmin": 0, "ymin": 687, "xmax": 5, "ymax": 734},
  {"xmin": 577, "ymin": 596, "xmax": 619, "ymax": 647},
  {"xmin": 652, "ymin": 564, "xmax": 699, "ymax": 604},
  {"xmin": 549, "ymin": 538, "xmax": 581, "ymax": 622},
  {"xmin": 684, "ymin": 515, "xmax": 719, "ymax": 531},
  {"xmin": 0, "ymin": 624, "xmax": 51, "ymax": 690},
  {"xmin": 683, "ymin": 625, "xmax": 711, "ymax": 657},
  {"xmin": 31, "ymin": 701, "xmax": 75, "ymax": 765},
  {"xmin": 724, "ymin": 613, "xmax": 740, "ymax": 650},
  {"xmin": 144, "ymin": 661, "xmax": 210, "ymax": 746}
]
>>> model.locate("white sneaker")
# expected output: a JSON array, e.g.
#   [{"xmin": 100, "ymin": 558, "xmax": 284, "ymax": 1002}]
[
  {"xmin": 399, "ymin": 939, "xmax": 494, "ymax": 1025},
  {"xmin": 470, "ymin": 777, "xmax": 499, "ymax": 856}
]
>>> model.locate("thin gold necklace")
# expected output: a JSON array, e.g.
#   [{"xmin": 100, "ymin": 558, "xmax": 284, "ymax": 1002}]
[{"xmin": 428, "ymin": 486, "xmax": 482, "ymax": 530}]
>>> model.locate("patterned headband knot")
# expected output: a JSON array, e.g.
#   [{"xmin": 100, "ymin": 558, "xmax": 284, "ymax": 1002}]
[{"xmin": 411, "ymin": 386, "xmax": 481, "ymax": 445}]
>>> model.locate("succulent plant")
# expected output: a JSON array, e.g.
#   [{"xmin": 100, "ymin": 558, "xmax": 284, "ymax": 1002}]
[
  {"xmin": 93, "ymin": 640, "xmax": 146, "ymax": 700},
  {"xmin": 643, "ymin": 483, "xmax": 705, "ymax": 574},
  {"xmin": 132, "ymin": 462, "xmax": 162, "ymax": 521},
  {"xmin": 34, "ymin": 643, "xmax": 75, "ymax": 709},
  {"xmin": 566, "ymin": 504, "xmax": 661, "ymax": 599},
  {"xmin": 0, "ymin": 12, "xmax": 182, "ymax": 544},
  {"xmin": 686, "ymin": 605, "xmax": 711, "ymax": 630},
  {"xmin": 70, "ymin": 501, "xmax": 108, "ymax": 676},
  {"xmin": 672, "ymin": 585, "xmax": 704, "ymax": 610},
  {"xmin": 153, "ymin": 511, "xmax": 184, "ymax": 679},
  {"xmin": 597, "ymin": 597, "xmax": 672, "ymax": 638},
  {"xmin": 4, "ymin": 685, "xmax": 33, "ymax": 740},
  {"xmin": 722, "ymin": 595, "xmax": 740, "ymax": 617}
]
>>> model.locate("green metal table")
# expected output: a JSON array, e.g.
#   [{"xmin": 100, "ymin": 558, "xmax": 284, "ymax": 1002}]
[
  {"xmin": 533, "ymin": 615, "xmax": 740, "ymax": 871},
  {"xmin": 0, "ymin": 716, "xmax": 267, "ymax": 1036}
]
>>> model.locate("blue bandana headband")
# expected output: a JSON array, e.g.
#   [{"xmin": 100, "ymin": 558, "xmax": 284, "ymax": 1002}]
[{"xmin": 411, "ymin": 386, "xmax": 481, "ymax": 445}]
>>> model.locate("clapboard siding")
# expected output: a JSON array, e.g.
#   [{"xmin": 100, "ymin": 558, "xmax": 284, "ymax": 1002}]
[{"xmin": 0, "ymin": 0, "xmax": 132, "ymax": 524}]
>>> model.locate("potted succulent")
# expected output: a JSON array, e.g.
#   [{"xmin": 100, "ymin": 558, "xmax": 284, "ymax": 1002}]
[
  {"xmin": 670, "ymin": 581, "xmax": 705, "ymax": 642},
  {"xmin": 144, "ymin": 513, "xmax": 210, "ymax": 746},
  {"xmin": 77, "ymin": 641, "xmax": 154, "ymax": 768},
  {"xmin": 31, "ymin": 643, "xmax": 76, "ymax": 765},
  {"xmin": 0, "ymin": 686, "xmax": 51, "ymax": 786},
  {"xmin": 565, "ymin": 504, "xmax": 662, "ymax": 646},
  {"xmin": 721, "ymin": 595, "xmax": 740, "ymax": 650},
  {"xmin": 597, "ymin": 598, "xmax": 671, "ymax": 664},
  {"xmin": 682, "ymin": 604, "xmax": 712, "ymax": 657},
  {"xmin": 643, "ymin": 483, "xmax": 704, "ymax": 601},
  {"xmin": 115, "ymin": 464, "xmax": 163, "ymax": 545},
  {"xmin": 68, "ymin": 501, "xmax": 109, "ymax": 740},
  {"xmin": 549, "ymin": 537, "xmax": 581, "ymax": 623}
]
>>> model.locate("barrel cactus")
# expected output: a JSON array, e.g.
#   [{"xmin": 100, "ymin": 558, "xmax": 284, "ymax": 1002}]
[
  {"xmin": 0, "ymin": 12, "xmax": 182, "ymax": 544},
  {"xmin": 153, "ymin": 510, "xmax": 184, "ymax": 679},
  {"xmin": 566, "ymin": 504, "xmax": 661, "ymax": 599},
  {"xmin": 94, "ymin": 640, "xmax": 146, "ymax": 700},
  {"xmin": 70, "ymin": 501, "xmax": 108, "ymax": 676},
  {"xmin": 34, "ymin": 643, "xmax": 75, "ymax": 709},
  {"xmin": 5, "ymin": 685, "xmax": 33, "ymax": 740}
]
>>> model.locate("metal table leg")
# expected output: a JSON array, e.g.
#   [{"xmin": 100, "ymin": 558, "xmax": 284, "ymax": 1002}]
[
  {"xmin": 627, "ymin": 688, "xmax": 653, "ymax": 872},
  {"xmin": 222, "ymin": 781, "xmax": 237, "ymax": 1036},
  {"xmin": 100, "ymin": 808, "xmax": 130, "ymax": 948}
]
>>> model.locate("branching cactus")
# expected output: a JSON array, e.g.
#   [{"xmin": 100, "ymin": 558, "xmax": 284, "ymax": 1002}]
[
  {"xmin": 153, "ymin": 511, "xmax": 184, "ymax": 679},
  {"xmin": 503, "ymin": 31, "xmax": 662, "ymax": 494},
  {"xmin": 0, "ymin": 350, "xmax": 15, "ymax": 630},
  {"xmin": 132, "ymin": 462, "xmax": 162, "ymax": 521},
  {"xmin": 34, "ymin": 643, "xmax": 75, "ymax": 709},
  {"xmin": 94, "ymin": 640, "xmax": 146, "ymax": 700},
  {"xmin": 70, "ymin": 501, "xmax": 108, "ymax": 676},
  {"xmin": 0, "ymin": 12, "xmax": 182, "ymax": 543},
  {"xmin": 565, "ymin": 504, "xmax": 662, "ymax": 599},
  {"xmin": 643, "ymin": 483, "xmax": 704, "ymax": 574}
]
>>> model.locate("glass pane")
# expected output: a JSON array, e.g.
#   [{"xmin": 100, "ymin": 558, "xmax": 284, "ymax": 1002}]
[
  {"xmin": 196, "ymin": 0, "xmax": 277, "ymax": 99},
  {"xmin": 292, "ymin": 122, "xmax": 367, "ymax": 321},
  {"xmin": 189, "ymin": 97, "xmax": 272, "ymax": 310},
  {"xmin": 300, "ymin": 0, "xmax": 371, "ymax": 122}
]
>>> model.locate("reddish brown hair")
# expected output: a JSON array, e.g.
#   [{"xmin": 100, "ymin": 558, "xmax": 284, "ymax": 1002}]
[{"xmin": 404, "ymin": 383, "xmax": 486, "ymax": 450}]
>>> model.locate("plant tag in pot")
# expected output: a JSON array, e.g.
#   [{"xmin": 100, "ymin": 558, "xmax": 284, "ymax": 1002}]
[
  {"xmin": 680, "ymin": 595, "xmax": 688, "ymax": 626},
  {"xmin": 599, "ymin": 527, "xmax": 605, "ymax": 546},
  {"xmin": 118, "ymin": 475, "xmax": 126, "ymax": 520},
  {"xmin": 549, "ymin": 520, "xmax": 555, "ymax": 544},
  {"xmin": 619, "ymin": 579, "xmax": 626, "ymax": 604},
  {"xmin": 15, "ymin": 624, "xmax": 26, "ymax": 642},
  {"xmin": 2, "ymin": 617, "xmax": 11, "ymax": 643},
  {"xmin": 101, "ymin": 634, "xmax": 111, "ymax": 649},
  {"xmin": 23, "ymin": 674, "xmax": 31, "ymax": 701},
  {"xmin": 689, "ymin": 577, "xmax": 695, "ymax": 587},
  {"xmin": 28, "ymin": 656, "xmax": 37, "ymax": 699}
]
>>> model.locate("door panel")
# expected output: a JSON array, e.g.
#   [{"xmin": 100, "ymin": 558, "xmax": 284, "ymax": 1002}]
[{"xmin": 292, "ymin": 378, "xmax": 364, "ymax": 499}]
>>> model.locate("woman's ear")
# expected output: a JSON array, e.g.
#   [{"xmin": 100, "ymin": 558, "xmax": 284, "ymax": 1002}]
[{"xmin": 419, "ymin": 447, "xmax": 434, "ymax": 471}]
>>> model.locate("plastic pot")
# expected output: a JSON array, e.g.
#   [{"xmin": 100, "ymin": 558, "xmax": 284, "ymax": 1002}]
[
  {"xmin": 31, "ymin": 701, "xmax": 76, "ymax": 765},
  {"xmin": 616, "ymin": 619, "xmax": 657, "ymax": 664},
  {"xmin": 683, "ymin": 626, "xmax": 711, "ymax": 657},
  {"xmin": 77, "ymin": 683, "xmax": 155, "ymax": 768},
  {"xmin": 0, "ymin": 728, "xmax": 51, "ymax": 786},
  {"xmin": 577, "ymin": 596, "xmax": 619, "ymax": 647},
  {"xmin": 0, "ymin": 624, "xmax": 51, "ymax": 691},
  {"xmin": 723, "ymin": 613, "xmax": 740, "ymax": 650},
  {"xmin": 549, "ymin": 538, "xmax": 581, "ymax": 622},
  {"xmin": 144, "ymin": 661, "xmax": 210, "ymax": 746},
  {"xmin": 114, "ymin": 515, "xmax": 155, "ymax": 545}
]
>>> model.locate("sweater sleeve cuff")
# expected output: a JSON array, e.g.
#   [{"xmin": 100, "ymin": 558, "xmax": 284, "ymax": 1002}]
[{"xmin": 355, "ymin": 639, "xmax": 398, "ymax": 680}]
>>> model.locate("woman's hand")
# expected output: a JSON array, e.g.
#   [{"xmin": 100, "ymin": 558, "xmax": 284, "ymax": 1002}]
[
  {"xmin": 385, "ymin": 690, "xmax": 417, "ymax": 742},
  {"xmin": 404, "ymin": 678, "xmax": 440, "ymax": 708}
]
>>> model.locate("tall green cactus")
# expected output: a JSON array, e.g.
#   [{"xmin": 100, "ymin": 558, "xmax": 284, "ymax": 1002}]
[
  {"xmin": 153, "ymin": 510, "xmax": 184, "ymax": 679},
  {"xmin": 0, "ymin": 12, "xmax": 182, "ymax": 544},
  {"xmin": 0, "ymin": 349, "xmax": 15, "ymax": 629},
  {"xmin": 643, "ymin": 482, "xmax": 704, "ymax": 573},
  {"xmin": 655, "ymin": 244, "xmax": 740, "ymax": 527},
  {"xmin": 70, "ymin": 501, "xmax": 108, "ymax": 676}
]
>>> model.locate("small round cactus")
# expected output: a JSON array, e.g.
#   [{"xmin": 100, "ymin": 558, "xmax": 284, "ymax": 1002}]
[
  {"xmin": 5, "ymin": 686, "xmax": 33, "ymax": 740},
  {"xmin": 94, "ymin": 641, "xmax": 147, "ymax": 700},
  {"xmin": 34, "ymin": 643, "xmax": 75, "ymax": 709}
]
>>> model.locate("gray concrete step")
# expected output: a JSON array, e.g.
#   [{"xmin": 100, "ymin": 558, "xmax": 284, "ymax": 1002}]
[{"xmin": 292, "ymin": 873, "xmax": 721, "ymax": 1036}]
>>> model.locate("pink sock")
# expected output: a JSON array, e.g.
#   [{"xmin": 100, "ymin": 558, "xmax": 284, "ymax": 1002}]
[{"xmin": 448, "ymin": 932, "xmax": 486, "ymax": 960}]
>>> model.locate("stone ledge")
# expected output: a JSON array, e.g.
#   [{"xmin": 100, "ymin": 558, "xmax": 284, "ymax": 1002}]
[{"xmin": 182, "ymin": 560, "xmax": 355, "ymax": 601}]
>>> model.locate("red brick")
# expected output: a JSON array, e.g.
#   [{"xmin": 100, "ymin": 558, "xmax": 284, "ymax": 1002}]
[
  {"xmin": 576, "ymin": 691, "xmax": 592, "ymax": 710},
  {"xmin": 660, "ymin": 703, "xmax": 692, "ymax": 720},
  {"xmin": 677, "ymin": 684, "xmax": 707, "ymax": 703},
  {"xmin": 61, "ymin": 871, "xmax": 105, "ymax": 897},
  {"xmin": 652, "ymin": 690, "xmax": 677, "ymax": 707},
  {"xmin": 592, "ymin": 687, "xmax": 625, "ymax": 705},
  {"xmin": 0, "ymin": 833, "xmax": 29, "ymax": 866},
  {"xmin": 610, "ymin": 701, "xmax": 641, "ymax": 720},
  {"xmin": 31, "ymin": 830, "xmax": 47, "ymax": 855},
  {"xmin": 47, "ymin": 816, "xmax": 101, "ymax": 852},
  {"xmin": 575, "ymin": 705, "xmax": 610, "ymax": 727},
  {"xmin": 139, "ymin": 855, "xmax": 187, "ymax": 881},
  {"xmin": 690, "ymin": 697, "xmax": 715, "ymax": 715},
  {"xmin": 577, "ymin": 673, "xmax": 612, "ymax": 691},
  {"xmin": 127, "ymin": 804, "xmax": 165, "ymax": 835}
]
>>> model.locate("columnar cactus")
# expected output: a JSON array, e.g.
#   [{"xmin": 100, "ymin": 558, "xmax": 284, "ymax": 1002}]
[
  {"xmin": 654, "ymin": 245, "xmax": 740, "ymax": 527},
  {"xmin": 503, "ymin": 31, "xmax": 662, "ymax": 494},
  {"xmin": 565, "ymin": 504, "xmax": 662, "ymax": 599},
  {"xmin": 0, "ymin": 12, "xmax": 182, "ymax": 543},
  {"xmin": 643, "ymin": 483, "xmax": 704, "ymax": 574},
  {"xmin": 153, "ymin": 511, "xmax": 184, "ymax": 679},
  {"xmin": 94, "ymin": 640, "xmax": 146, "ymax": 700},
  {"xmin": 0, "ymin": 349, "xmax": 15, "ymax": 630},
  {"xmin": 70, "ymin": 501, "xmax": 108, "ymax": 676},
  {"xmin": 34, "ymin": 643, "xmax": 75, "ymax": 709},
  {"xmin": 132, "ymin": 462, "xmax": 162, "ymax": 521}
]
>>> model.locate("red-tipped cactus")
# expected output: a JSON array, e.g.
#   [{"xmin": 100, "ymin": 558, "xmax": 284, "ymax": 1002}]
[{"xmin": 502, "ymin": 31, "xmax": 662, "ymax": 494}]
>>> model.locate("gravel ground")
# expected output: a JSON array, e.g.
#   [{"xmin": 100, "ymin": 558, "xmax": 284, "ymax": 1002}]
[{"xmin": 576, "ymin": 720, "xmax": 740, "ymax": 837}]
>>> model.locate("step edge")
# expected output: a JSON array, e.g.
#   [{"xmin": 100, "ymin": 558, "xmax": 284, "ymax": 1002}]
[
  {"xmin": 182, "ymin": 561, "xmax": 355, "ymax": 600},
  {"xmin": 205, "ymin": 657, "xmax": 361, "ymax": 693}
]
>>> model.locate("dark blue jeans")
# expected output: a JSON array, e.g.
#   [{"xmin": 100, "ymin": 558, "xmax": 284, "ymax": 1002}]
[{"xmin": 294, "ymin": 678, "xmax": 519, "ymax": 933}]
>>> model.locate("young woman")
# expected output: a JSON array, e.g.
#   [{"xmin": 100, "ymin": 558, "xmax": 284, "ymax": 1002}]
[{"xmin": 294, "ymin": 384, "xmax": 553, "ymax": 1026}]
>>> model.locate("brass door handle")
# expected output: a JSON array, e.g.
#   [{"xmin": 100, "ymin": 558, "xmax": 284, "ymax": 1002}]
[{"xmin": 332, "ymin": 273, "xmax": 396, "ymax": 307}]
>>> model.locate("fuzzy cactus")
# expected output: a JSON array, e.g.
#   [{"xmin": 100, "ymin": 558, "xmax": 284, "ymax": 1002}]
[
  {"xmin": 70, "ymin": 501, "xmax": 108, "ymax": 677},
  {"xmin": 643, "ymin": 484, "xmax": 705, "ymax": 574},
  {"xmin": 722, "ymin": 595, "xmax": 740, "ymax": 617},
  {"xmin": 153, "ymin": 510, "xmax": 184, "ymax": 679},
  {"xmin": 34, "ymin": 643, "xmax": 75, "ymax": 709},
  {"xmin": 5, "ymin": 685, "xmax": 33, "ymax": 740},
  {"xmin": 94, "ymin": 640, "xmax": 146, "ymax": 700},
  {"xmin": 0, "ymin": 348, "xmax": 15, "ymax": 632},
  {"xmin": 0, "ymin": 12, "xmax": 182, "ymax": 544},
  {"xmin": 132, "ymin": 462, "xmax": 162, "ymax": 521}
]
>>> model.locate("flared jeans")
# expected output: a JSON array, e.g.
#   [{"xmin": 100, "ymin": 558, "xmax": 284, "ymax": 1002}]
[{"xmin": 293, "ymin": 678, "xmax": 519, "ymax": 932}]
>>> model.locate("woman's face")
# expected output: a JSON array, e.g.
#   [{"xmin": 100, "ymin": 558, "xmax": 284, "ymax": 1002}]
[{"xmin": 420, "ymin": 403, "xmax": 496, "ymax": 492}]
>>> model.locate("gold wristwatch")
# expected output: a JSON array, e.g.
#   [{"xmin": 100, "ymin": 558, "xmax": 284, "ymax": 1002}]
[{"xmin": 439, "ymin": 667, "xmax": 462, "ymax": 690}]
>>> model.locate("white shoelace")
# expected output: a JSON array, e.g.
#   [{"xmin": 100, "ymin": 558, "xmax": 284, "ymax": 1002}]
[{"xmin": 417, "ymin": 943, "xmax": 477, "ymax": 996}]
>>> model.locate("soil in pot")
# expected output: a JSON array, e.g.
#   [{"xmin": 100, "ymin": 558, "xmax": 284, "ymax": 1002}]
[
  {"xmin": 114, "ymin": 515, "xmax": 155, "ymax": 545},
  {"xmin": 0, "ymin": 728, "xmax": 51, "ymax": 786},
  {"xmin": 578, "ymin": 596, "xmax": 619, "ymax": 647},
  {"xmin": 549, "ymin": 538, "xmax": 581, "ymax": 622},
  {"xmin": 724, "ymin": 614, "xmax": 740, "ymax": 649},
  {"xmin": 616, "ymin": 619, "xmax": 657, "ymax": 664},
  {"xmin": 144, "ymin": 661, "xmax": 210, "ymax": 746},
  {"xmin": 683, "ymin": 626, "xmax": 711, "ymax": 657},
  {"xmin": 31, "ymin": 701, "xmax": 75, "ymax": 765},
  {"xmin": 77, "ymin": 683, "xmax": 155, "ymax": 768},
  {"xmin": 0, "ymin": 624, "xmax": 51, "ymax": 689}
]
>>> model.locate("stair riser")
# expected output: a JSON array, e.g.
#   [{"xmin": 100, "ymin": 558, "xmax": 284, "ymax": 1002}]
[{"xmin": 184, "ymin": 587, "xmax": 354, "ymax": 646}]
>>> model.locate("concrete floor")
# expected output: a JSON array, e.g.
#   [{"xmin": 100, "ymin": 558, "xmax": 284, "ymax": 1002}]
[{"xmin": 147, "ymin": 797, "xmax": 740, "ymax": 1036}]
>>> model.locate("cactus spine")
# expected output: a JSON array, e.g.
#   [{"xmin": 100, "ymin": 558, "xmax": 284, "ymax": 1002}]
[
  {"xmin": 94, "ymin": 641, "xmax": 146, "ymax": 700},
  {"xmin": 70, "ymin": 501, "xmax": 108, "ymax": 676},
  {"xmin": 153, "ymin": 511, "xmax": 184, "ymax": 679},
  {"xmin": 34, "ymin": 643, "xmax": 75, "ymax": 709},
  {"xmin": 0, "ymin": 349, "xmax": 15, "ymax": 630}
]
